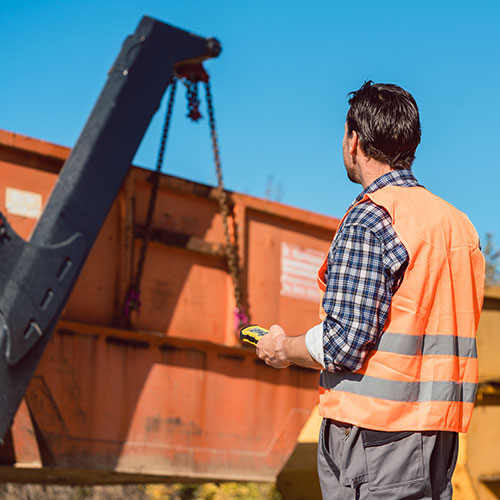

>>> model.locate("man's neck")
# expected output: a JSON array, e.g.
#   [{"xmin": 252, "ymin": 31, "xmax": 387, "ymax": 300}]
[{"xmin": 359, "ymin": 159, "xmax": 394, "ymax": 189}]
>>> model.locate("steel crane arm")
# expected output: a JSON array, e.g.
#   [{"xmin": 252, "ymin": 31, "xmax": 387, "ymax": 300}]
[{"xmin": 0, "ymin": 16, "xmax": 221, "ymax": 443}]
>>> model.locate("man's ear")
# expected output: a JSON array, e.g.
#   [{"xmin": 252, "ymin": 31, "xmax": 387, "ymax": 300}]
[{"xmin": 349, "ymin": 131, "xmax": 358, "ymax": 156}]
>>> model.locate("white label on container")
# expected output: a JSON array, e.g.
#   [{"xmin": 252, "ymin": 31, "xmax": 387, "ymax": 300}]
[
  {"xmin": 5, "ymin": 187, "xmax": 42, "ymax": 219},
  {"xmin": 280, "ymin": 242, "xmax": 325, "ymax": 302}
]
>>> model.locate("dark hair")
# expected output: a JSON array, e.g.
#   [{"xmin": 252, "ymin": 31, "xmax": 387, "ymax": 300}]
[{"xmin": 346, "ymin": 81, "xmax": 421, "ymax": 170}]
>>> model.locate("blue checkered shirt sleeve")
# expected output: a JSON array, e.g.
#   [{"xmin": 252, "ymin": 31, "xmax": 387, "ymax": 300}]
[{"xmin": 322, "ymin": 201, "xmax": 409, "ymax": 372}]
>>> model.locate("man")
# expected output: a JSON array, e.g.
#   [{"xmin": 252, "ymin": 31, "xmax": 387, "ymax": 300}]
[{"xmin": 256, "ymin": 81, "xmax": 485, "ymax": 499}]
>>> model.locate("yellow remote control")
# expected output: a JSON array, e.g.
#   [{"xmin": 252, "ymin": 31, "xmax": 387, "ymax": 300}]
[{"xmin": 239, "ymin": 325, "xmax": 269, "ymax": 347}]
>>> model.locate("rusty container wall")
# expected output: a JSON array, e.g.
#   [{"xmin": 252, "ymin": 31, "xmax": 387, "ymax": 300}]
[{"xmin": 0, "ymin": 130, "xmax": 338, "ymax": 484}]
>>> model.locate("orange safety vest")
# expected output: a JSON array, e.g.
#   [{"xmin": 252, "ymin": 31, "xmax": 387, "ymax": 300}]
[{"xmin": 317, "ymin": 185, "xmax": 485, "ymax": 432}]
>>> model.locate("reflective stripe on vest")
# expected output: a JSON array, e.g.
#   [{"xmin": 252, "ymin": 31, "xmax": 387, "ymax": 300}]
[{"xmin": 317, "ymin": 185, "xmax": 485, "ymax": 432}]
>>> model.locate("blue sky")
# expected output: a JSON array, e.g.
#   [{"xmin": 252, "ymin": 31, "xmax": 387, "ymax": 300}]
[{"xmin": 2, "ymin": 1, "xmax": 499, "ymax": 248}]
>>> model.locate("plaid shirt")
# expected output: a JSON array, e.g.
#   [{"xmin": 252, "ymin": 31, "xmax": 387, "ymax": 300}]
[{"xmin": 319, "ymin": 169, "xmax": 421, "ymax": 372}]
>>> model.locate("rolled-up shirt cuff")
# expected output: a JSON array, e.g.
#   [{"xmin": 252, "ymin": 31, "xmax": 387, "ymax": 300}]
[{"xmin": 304, "ymin": 322, "xmax": 325, "ymax": 369}]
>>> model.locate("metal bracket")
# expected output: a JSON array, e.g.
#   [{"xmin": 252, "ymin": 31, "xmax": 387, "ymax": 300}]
[{"xmin": 0, "ymin": 215, "xmax": 85, "ymax": 366}]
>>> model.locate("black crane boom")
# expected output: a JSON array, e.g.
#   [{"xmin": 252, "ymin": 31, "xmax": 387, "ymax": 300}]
[{"xmin": 0, "ymin": 16, "xmax": 221, "ymax": 443}]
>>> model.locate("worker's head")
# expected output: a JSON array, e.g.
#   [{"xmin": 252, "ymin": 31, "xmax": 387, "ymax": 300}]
[{"xmin": 345, "ymin": 81, "xmax": 421, "ymax": 171}]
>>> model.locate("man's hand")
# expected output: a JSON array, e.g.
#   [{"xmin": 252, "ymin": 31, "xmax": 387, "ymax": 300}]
[
  {"xmin": 256, "ymin": 324, "xmax": 292, "ymax": 369},
  {"xmin": 256, "ymin": 324, "xmax": 323, "ymax": 371}
]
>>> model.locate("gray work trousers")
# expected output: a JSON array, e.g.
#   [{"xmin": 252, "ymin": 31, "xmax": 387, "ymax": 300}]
[{"xmin": 318, "ymin": 419, "xmax": 458, "ymax": 499}]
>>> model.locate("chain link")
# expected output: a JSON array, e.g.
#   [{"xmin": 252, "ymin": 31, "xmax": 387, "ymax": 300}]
[
  {"xmin": 123, "ymin": 79, "xmax": 178, "ymax": 321},
  {"xmin": 184, "ymin": 80, "xmax": 202, "ymax": 121}
]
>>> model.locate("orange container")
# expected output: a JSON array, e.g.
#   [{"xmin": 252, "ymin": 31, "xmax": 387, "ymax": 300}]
[{"xmin": 0, "ymin": 129, "xmax": 339, "ymax": 483}]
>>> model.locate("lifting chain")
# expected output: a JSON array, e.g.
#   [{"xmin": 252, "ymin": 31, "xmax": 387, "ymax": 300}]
[
  {"xmin": 204, "ymin": 79, "xmax": 248, "ymax": 329},
  {"xmin": 184, "ymin": 80, "xmax": 202, "ymax": 122},
  {"xmin": 124, "ymin": 65, "xmax": 247, "ymax": 331},
  {"xmin": 123, "ymin": 79, "xmax": 178, "ymax": 321}
]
